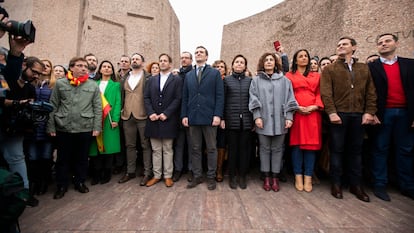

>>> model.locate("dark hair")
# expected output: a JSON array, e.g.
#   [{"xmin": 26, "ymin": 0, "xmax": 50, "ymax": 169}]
[
  {"xmin": 69, "ymin": 57, "xmax": 87, "ymax": 68},
  {"xmin": 212, "ymin": 59, "xmax": 228, "ymax": 75},
  {"xmin": 376, "ymin": 33, "xmax": 398, "ymax": 43},
  {"xmin": 195, "ymin": 46, "xmax": 208, "ymax": 56},
  {"xmin": 84, "ymin": 53, "xmax": 98, "ymax": 62},
  {"xmin": 120, "ymin": 54, "xmax": 131, "ymax": 62},
  {"xmin": 24, "ymin": 56, "xmax": 44, "ymax": 69},
  {"xmin": 159, "ymin": 53, "xmax": 172, "ymax": 63},
  {"xmin": 339, "ymin": 36, "xmax": 357, "ymax": 46},
  {"xmin": 131, "ymin": 52, "xmax": 145, "ymax": 62},
  {"xmin": 291, "ymin": 49, "xmax": 311, "ymax": 77},
  {"xmin": 231, "ymin": 54, "xmax": 247, "ymax": 73},
  {"xmin": 257, "ymin": 52, "xmax": 282, "ymax": 74},
  {"xmin": 181, "ymin": 51, "xmax": 192, "ymax": 60},
  {"xmin": 96, "ymin": 60, "xmax": 116, "ymax": 81},
  {"xmin": 318, "ymin": 57, "xmax": 331, "ymax": 66}
]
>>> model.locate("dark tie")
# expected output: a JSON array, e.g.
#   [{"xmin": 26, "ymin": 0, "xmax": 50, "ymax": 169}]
[{"xmin": 197, "ymin": 66, "xmax": 203, "ymax": 83}]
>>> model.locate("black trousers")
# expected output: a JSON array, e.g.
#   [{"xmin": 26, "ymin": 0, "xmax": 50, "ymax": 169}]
[
  {"xmin": 227, "ymin": 129, "xmax": 251, "ymax": 177},
  {"xmin": 55, "ymin": 131, "xmax": 92, "ymax": 188}
]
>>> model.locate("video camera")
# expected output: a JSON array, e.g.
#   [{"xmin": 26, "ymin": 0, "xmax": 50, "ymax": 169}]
[{"xmin": 0, "ymin": 4, "xmax": 36, "ymax": 42}]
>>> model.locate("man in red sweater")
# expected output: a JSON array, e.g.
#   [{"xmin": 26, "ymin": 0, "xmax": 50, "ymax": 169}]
[{"xmin": 368, "ymin": 33, "xmax": 414, "ymax": 201}]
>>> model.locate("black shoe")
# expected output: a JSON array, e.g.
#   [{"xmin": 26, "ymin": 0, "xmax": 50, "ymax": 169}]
[
  {"xmin": 26, "ymin": 195, "xmax": 39, "ymax": 207},
  {"xmin": 187, "ymin": 176, "xmax": 203, "ymax": 189},
  {"xmin": 75, "ymin": 183, "xmax": 89, "ymax": 193},
  {"xmin": 373, "ymin": 186, "xmax": 391, "ymax": 201},
  {"xmin": 229, "ymin": 176, "xmax": 237, "ymax": 189},
  {"xmin": 53, "ymin": 187, "xmax": 67, "ymax": 199},
  {"xmin": 239, "ymin": 175, "xmax": 247, "ymax": 189},
  {"xmin": 350, "ymin": 185, "xmax": 370, "ymax": 202},
  {"xmin": 118, "ymin": 173, "xmax": 136, "ymax": 183},
  {"xmin": 90, "ymin": 177, "xmax": 100, "ymax": 186},
  {"xmin": 172, "ymin": 170, "xmax": 182, "ymax": 182},
  {"xmin": 207, "ymin": 178, "xmax": 216, "ymax": 190},
  {"xmin": 401, "ymin": 189, "xmax": 414, "ymax": 200},
  {"xmin": 187, "ymin": 171, "xmax": 193, "ymax": 182}
]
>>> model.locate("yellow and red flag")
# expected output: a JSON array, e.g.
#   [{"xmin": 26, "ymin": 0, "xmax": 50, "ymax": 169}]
[{"xmin": 97, "ymin": 93, "xmax": 112, "ymax": 153}]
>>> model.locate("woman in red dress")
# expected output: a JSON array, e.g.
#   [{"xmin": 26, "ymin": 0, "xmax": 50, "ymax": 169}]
[{"xmin": 286, "ymin": 49, "xmax": 324, "ymax": 192}]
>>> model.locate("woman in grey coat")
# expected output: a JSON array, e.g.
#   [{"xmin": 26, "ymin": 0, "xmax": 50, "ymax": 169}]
[{"xmin": 249, "ymin": 52, "xmax": 298, "ymax": 192}]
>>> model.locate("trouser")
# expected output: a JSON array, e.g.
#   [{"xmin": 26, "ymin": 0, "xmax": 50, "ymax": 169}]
[
  {"xmin": 173, "ymin": 127, "xmax": 192, "ymax": 171},
  {"xmin": 258, "ymin": 134, "xmax": 285, "ymax": 173},
  {"xmin": 55, "ymin": 131, "xmax": 92, "ymax": 188},
  {"xmin": 189, "ymin": 125, "xmax": 217, "ymax": 179},
  {"xmin": 0, "ymin": 133, "xmax": 29, "ymax": 189},
  {"xmin": 371, "ymin": 108, "xmax": 414, "ymax": 191},
  {"xmin": 329, "ymin": 113, "xmax": 364, "ymax": 186},
  {"xmin": 227, "ymin": 129, "xmax": 250, "ymax": 176},
  {"xmin": 123, "ymin": 117, "xmax": 152, "ymax": 176},
  {"xmin": 151, "ymin": 138, "xmax": 174, "ymax": 179},
  {"xmin": 291, "ymin": 146, "xmax": 316, "ymax": 176}
]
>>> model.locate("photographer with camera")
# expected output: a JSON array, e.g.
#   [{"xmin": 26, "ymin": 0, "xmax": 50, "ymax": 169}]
[{"xmin": 0, "ymin": 9, "xmax": 42, "ymax": 211}]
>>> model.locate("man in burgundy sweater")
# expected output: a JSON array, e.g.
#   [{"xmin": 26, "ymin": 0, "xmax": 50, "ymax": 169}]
[{"xmin": 368, "ymin": 33, "xmax": 414, "ymax": 201}]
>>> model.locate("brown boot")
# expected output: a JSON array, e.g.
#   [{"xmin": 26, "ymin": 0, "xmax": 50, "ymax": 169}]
[
  {"xmin": 216, "ymin": 148, "xmax": 225, "ymax": 182},
  {"xmin": 295, "ymin": 174, "xmax": 304, "ymax": 191},
  {"xmin": 304, "ymin": 175, "xmax": 312, "ymax": 192}
]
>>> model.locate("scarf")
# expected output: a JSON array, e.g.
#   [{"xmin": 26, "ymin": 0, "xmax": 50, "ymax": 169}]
[{"xmin": 67, "ymin": 71, "xmax": 88, "ymax": 86}]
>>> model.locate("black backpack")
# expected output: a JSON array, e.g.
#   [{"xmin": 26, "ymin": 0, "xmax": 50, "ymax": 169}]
[{"xmin": 0, "ymin": 168, "xmax": 29, "ymax": 229}]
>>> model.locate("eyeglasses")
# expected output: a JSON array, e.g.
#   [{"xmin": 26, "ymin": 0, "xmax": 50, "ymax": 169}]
[{"xmin": 29, "ymin": 67, "xmax": 43, "ymax": 76}]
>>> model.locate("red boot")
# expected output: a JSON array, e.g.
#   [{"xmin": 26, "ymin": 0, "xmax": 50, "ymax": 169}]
[
  {"xmin": 272, "ymin": 178, "xmax": 280, "ymax": 192},
  {"xmin": 263, "ymin": 177, "xmax": 271, "ymax": 191}
]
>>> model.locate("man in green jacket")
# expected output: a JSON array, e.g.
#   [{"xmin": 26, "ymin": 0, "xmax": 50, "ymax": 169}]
[{"xmin": 48, "ymin": 57, "xmax": 102, "ymax": 199}]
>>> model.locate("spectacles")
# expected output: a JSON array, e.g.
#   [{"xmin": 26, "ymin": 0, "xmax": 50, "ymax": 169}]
[{"xmin": 29, "ymin": 67, "xmax": 42, "ymax": 76}]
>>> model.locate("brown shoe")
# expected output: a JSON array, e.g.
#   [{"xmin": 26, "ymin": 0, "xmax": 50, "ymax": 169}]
[
  {"xmin": 350, "ymin": 186, "xmax": 370, "ymax": 202},
  {"xmin": 165, "ymin": 178, "xmax": 174, "ymax": 187},
  {"xmin": 145, "ymin": 178, "xmax": 160, "ymax": 187},
  {"xmin": 118, "ymin": 173, "xmax": 136, "ymax": 183},
  {"xmin": 140, "ymin": 175, "xmax": 152, "ymax": 186},
  {"xmin": 331, "ymin": 184, "xmax": 343, "ymax": 199}
]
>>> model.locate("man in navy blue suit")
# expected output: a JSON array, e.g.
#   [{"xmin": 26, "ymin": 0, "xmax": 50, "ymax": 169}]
[
  {"xmin": 368, "ymin": 33, "xmax": 414, "ymax": 201},
  {"xmin": 181, "ymin": 46, "xmax": 224, "ymax": 190}
]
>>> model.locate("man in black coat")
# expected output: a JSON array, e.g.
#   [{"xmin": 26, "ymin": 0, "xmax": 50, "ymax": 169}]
[
  {"xmin": 144, "ymin": 53, "xmax": 182, "ymax": 188},
  {"xmin": 368, "ymin": 33, "xmax": 414, "ymax": 201}
]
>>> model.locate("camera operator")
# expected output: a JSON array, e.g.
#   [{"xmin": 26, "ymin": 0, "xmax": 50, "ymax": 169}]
[{"xmin": 0, "ymin": 13, "xmax": 42, "ymax": 209}]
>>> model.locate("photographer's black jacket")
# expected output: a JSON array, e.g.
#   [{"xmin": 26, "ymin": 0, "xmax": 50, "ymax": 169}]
[{"xmin": 0, "ymin": 53, "xmax": 35, "ymax": 134}]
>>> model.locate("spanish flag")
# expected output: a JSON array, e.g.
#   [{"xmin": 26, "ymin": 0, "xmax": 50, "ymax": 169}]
[{"xmin": 97, "ymin": 93, "xmax": 112, "ymax": 153}]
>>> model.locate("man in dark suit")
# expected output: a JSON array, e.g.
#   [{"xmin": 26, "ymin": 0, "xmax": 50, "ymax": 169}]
[
  {"xmin": 368, "ymin": 33, "xmax": 414, "ymax": 201},
  {"xmin": 181, "ymin": 46, "xmax": 224, "ymax": 190},
  {"xmin": 144, "ymin": 53, "xmax": 182, "ymax": 188}
]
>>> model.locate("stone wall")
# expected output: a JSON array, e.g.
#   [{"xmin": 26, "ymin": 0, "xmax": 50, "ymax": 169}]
[
  {"xmin": 221, "ymin": 0, "xmax": 414, "ymax": 73},
  {"xmin": 0, "ymin": 0, "xmax": 180, "ymax": 68}
]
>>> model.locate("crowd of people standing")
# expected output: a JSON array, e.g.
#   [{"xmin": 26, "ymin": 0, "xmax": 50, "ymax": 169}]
[{"xmin": 1, "ymin": 33, "xmax": 413, "ymax": 217}]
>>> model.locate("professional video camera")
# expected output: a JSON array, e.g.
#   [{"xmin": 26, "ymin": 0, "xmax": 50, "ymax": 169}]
[
  {"xmin": 0, "ymin": 4, "xmax": 36, "ymax": 42},
  {"xmin": 19, "ymin": 101, "xmax": 54, "ymax": 123}
]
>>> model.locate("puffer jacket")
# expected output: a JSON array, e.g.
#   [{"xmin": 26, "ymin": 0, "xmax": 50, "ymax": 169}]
[{"xmin": 223, "ymin": 72, "xmax": 253, "ymax": 130}]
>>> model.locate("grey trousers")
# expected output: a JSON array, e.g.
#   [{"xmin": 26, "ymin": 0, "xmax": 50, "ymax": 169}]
[
  {"xmin": 189, "ymin": 125, "xmax": 217, "ymax": 179},
  {"xmin": 123, "ymin": 117, "xmax": 152, "ymax": 176},
  {"xmin": 258, "ymin": 134, "xmax": 285, "ymax": 174}
]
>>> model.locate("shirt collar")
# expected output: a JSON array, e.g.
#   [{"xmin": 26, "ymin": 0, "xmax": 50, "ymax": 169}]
[{"xmin": 380, "ymin": 56, "xmax": 398, "ymax": 65}]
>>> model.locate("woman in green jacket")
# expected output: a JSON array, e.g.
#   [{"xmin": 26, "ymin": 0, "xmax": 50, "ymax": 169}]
[{"xmin": 89, "ymin": 60, "xmax": 122, "ymax": 185}]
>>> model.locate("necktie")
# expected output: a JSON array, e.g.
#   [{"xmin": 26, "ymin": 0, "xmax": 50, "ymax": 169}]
[{"xmin": 197, "ymin": 66, "xmax": 203, "ymax": 83}]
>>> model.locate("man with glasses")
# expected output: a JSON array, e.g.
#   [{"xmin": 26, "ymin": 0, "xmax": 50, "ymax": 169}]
[
  {"xmin": 48, "ymin": 57, "xmax": 102, "ymax": 199},
  {"xmin": 0, "ymin": 34, "xmax": 42, "ymax": 207}
]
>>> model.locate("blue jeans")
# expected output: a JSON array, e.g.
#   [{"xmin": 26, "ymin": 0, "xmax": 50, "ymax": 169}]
[
  {"xmin": 329, "ymin": 113, "xmax": 364, "ymax": 186},
  {"xmin": 0, "ymin": 133, "xmax": 29, "ymax": 189},
  {"xmin": 291, "ymin": 146, "xmax": 316, "ymax": 176},
  {"xmin": 371, "ymin": 108, "xmax": 414, "ymax": 191},
  {"xmin": 25, "ymin": 139, "xmax": 53, "ymax": 160}
]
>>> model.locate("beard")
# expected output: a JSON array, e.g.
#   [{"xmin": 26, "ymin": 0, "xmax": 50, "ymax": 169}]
[
  {"xmin": 131, "ymin": 62, "xmax": 142, "ymax": 69},
  {"xmin": 88, "ymin": 64, "xmax": 97, "ymax": 71}
]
